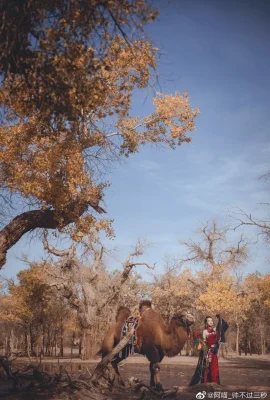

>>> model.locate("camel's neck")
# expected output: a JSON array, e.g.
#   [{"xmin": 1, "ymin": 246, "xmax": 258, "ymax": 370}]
[{"xmin": 161, "ymin": 322, "xmax": 189, "ymax": 357}]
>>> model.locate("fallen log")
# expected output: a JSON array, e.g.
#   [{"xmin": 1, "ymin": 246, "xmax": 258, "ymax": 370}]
[{"xmin": 90, "ymin": 327, "xmax": 135, "ymax": 383}]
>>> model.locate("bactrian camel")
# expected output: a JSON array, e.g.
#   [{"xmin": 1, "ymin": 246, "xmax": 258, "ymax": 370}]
[{"xmin": 100, "ymin": 300, "xmax": 194, "ymax": 391}]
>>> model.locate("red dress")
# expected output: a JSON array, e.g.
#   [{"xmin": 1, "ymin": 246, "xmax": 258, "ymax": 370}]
[{"xmin": 204, "ymin": 328, "xmax": 220, "ymax": 384}]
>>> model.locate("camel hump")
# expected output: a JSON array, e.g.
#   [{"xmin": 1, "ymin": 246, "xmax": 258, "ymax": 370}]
[{"xmin": 115, "ymin": 306, "xmax": 131, "ymax": 322}]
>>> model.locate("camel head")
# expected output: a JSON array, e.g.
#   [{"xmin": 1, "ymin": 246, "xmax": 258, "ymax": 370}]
[{"xmin": 171, "ymin": 308, "xmax": 195, "ymax": 331}]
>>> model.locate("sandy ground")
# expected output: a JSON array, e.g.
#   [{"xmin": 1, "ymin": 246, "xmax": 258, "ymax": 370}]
[
  {"xmin": 107, "ymin": 354, "xmax": 270, "ymax": 389},
  {"xmin": 1, "ymin": 354, "xmax": 269, "ymax": 399}
]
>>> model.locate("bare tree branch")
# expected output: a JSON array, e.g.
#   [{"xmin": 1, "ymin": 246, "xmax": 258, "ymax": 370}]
[
  {"xmin": 230, "ymin": 207, "xmax": 270, "ymax": 245},
  {"xmin": 96, "ymin": 240, "xmax": 154, "ymax": 314},
  {"xmin": 42, "ymin": 232, "xmax": 76, "ymax": 258},
  {"xmin": 259, "ymin": 169, "xmax": 270, "ymax": 183},
  {"xmin": 179, "ymin": 220, "xmax": 248, "ymax": 276}
]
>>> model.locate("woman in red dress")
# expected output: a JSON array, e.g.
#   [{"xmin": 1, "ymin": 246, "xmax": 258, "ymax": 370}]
[
  {"xmin": 203, "ymin": 316, "xmax": 220, "ymax": 383},
  {"xmin": 189, "ymin": 316, "xmax": 220, "ymax": 385}
]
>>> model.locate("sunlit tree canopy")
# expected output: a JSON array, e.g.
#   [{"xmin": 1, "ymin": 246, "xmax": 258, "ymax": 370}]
[{"xmin": 0, "ymin": 0, "xmax": 199, "ymax": 268}]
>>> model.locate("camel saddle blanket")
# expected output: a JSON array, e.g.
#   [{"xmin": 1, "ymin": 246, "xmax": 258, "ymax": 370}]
[{"xmin": 118, "ymin": 316, "xmax": 139, "ymax": 359}]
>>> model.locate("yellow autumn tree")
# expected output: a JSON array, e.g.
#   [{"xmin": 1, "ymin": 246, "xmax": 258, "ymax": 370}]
[
  {"xmin": 176, "ymin": 220, "xmax": 252, "ymax": 353},
  {"xmin": 0, "ymin": 263, "xmax": 74, "ymax": 356},
  {"xmin": 244, "ymin": 273, "xmax": 270, "ymax": 354},
  {"xmin": 152, "ymin": 267, "xmax": 195, "ymax": 323},
  {"xmin": 256, "ymin": 273, "xmax": 270, "ymax": 308},
  {"xmin": 0, "ymin": 1, "xmax": 199, "ymax": 269},
  {"xmin": 197, "ymin": 276, "xmax": 253, "ymax": 354}
]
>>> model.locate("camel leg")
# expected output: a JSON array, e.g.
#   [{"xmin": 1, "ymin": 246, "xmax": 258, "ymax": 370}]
[
  {"xmin": 153, "ymin": 361, "xmax": 162, "ymax": 392},
  {"xmin": 149, "ymin": 362, "xmax": 155, "ymax": 388},
  {"xmin": 111, "ymin": 357, "xmax": 125, "ymax": 386},
  {"xmin": 147, "ymin": 347, "xmax": 163, "ymax": 392}
]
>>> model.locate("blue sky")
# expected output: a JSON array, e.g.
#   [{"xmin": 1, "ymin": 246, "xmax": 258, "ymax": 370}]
[{"xmin": 2, "ymin": 0, "xmax": 270, "ymax": 280}]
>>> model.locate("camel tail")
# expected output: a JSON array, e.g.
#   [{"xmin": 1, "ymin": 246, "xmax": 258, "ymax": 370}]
[{"xmin": 115, "ymin": 306, "xmax": 131, "ymax": 322}]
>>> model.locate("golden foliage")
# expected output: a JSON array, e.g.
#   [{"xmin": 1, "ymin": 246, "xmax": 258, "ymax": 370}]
[
  {"xmin": 152, "ymin": 268, "xmax": 195, "ymax": 321},
  {"xmin": 245, "ymin": 273, "xmax": 270, "ymax": 309},
  {"xmin": 0, "ymin": 264, "xmax": 75, "ymax": 337},
  {"xmin": 0, "ymin": 0, "xmax": 199, "ymax": 241},
  {"xmin": 197, "ymin": 276, "xmax": 252, "ymax": 317}
]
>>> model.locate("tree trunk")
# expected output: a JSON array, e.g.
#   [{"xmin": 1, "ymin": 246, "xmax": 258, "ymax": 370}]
[
  {"xmin": 82, "ymin": 328, "xmax": 94, "ymax": 360},
  {"xmin": 5, "ymin": 332, "xmax": 11, "ymax": 357},
  {"xmin": 90, "ymin": 328, "xmax": 134, "ymax": 383},
  {"xmin": 185, "ymin": 337, "xmax": 191, "ymax": 356},
  {"xmin": 0, "ymin": 200, "xmax": 104, "ymax": 269},
  {"xmin": 70, "ymin": 332, "xmax": 75, "ymax": 358},
  {"xmin": 9, "ymin": 329, "xmax": 16, "ymax": 354},
  {"xmin": 24, "ymin": 331, "xmax": 28, "ymax": 354},
  {"xmin": 54, "ymin": 331, "xmax": 57, "ymax": 357},
  {"xmin": 248, "ymin": 340, "xmax": 252, "ymax": 355},
  {"xmin": 260, "ymin": 324, "xmax": 266, "ymax": 355},
  {"xmin": 244, "ymin": 323, "xmax": 248, "ymax": 356},
  {"xmin": 78, "ymin": 333, "xmax": 83, "ymax": 358},
  {"xmin": 236, "ymin": 323, "xmax": 240, "ymax": 355},
  {"xmin": 46, "ymin": 326, "xmax": 51, "ymax": 356},
  {"xmin": 41, "ymin": 325, "xmax": 45, "ymax": 356},
  {"xmin": 26, "ymin": 334, "xmax": 31, "ymax": 358},
  {"xmin": 219, "ymin": 342, "xmax": 226, "ymax": 358},
  {"xmin": 59, "ymin": 319, "xmax": 64, "ymax": 357},
  {"xmin": 29, "ymin": 325, "xmax": 35, "ymax": 355}
]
